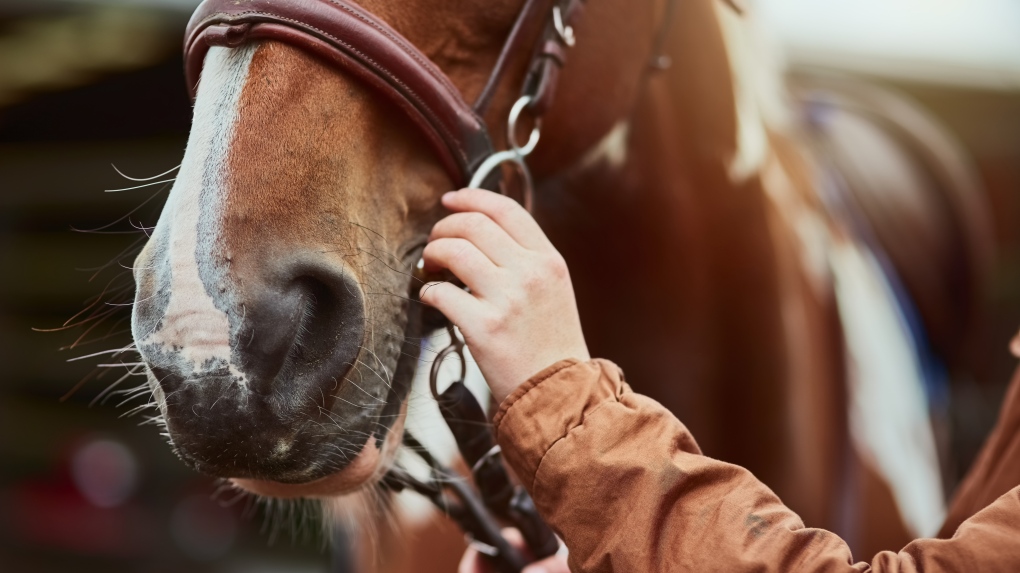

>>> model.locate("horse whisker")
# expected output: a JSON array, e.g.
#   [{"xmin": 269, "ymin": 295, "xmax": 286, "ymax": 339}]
[{"xmin": 112, "ymin": 163, "xmax": 181, "ymax": 182}]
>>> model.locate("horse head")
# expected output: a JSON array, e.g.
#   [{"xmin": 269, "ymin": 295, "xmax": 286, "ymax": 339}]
[{"xmin": 131, "ymin": 0, "xmax": 663, "ymax": 498}]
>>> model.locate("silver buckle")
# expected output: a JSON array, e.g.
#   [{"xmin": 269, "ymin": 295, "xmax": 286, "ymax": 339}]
[
  {"xmin": 468, "ymin": 95, "xmax": 540, "ymax": 212},
  {"xmin": 552, "ymin": 5, "xmax": 576, "ymax": 47}
]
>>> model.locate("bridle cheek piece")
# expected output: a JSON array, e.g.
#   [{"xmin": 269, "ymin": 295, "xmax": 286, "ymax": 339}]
[{"xmin": 183, "ymin": 0, "xmax": 586, "ymax": 570}]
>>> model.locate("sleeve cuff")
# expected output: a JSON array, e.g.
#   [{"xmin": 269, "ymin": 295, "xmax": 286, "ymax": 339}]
[{"xmin": 493, "ymin": 358, "xmax": 626, "ymax": 489}]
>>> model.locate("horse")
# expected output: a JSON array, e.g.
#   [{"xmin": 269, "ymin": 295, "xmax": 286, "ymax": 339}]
[{"xmin": 120, "ymin": 0, "xmax": 993, "ymax": 569}]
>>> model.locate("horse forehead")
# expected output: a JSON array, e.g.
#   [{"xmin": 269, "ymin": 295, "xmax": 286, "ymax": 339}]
[
  {"xmin": 216, "ymin": 41, "xmax": 447, "ymax": 245},
  {"xmin": 218, "ymin": 44, "xmax": 369, "ymax": 219}
]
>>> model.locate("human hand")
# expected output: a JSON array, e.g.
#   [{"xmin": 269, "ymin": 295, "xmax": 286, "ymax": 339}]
[
  {"xmin": 458, "ymin": 528, "xmax": 570, "ymax": 573},
  {"xmin": 419, "ymin": 188, "xmax": 589, "ymax": 404}
]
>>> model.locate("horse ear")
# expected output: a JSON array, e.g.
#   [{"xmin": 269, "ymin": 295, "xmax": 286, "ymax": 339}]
[{"xmin": 720, "ymin": 0, "xmax": 746, "ymax": 16}]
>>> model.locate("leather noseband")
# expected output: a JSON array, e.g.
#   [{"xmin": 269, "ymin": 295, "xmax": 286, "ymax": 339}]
[{"xmin": 184, "ymin": 0, "xmax": 585, "ymax": 190}]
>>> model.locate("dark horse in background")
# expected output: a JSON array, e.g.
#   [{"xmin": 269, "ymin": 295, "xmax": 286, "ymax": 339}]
[{"xmin": 107, "ymin": 0, "xmax": 994, "ymax": 570}]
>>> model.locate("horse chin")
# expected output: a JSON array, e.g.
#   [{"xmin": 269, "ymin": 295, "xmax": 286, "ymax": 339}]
[{"xmin": 229, "ymin": 408, "xmax": 406, "ymax": 500}]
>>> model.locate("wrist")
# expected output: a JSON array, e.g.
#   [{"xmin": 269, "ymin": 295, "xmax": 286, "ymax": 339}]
[{"xmin": 489, "ymin": 352, "xmax": 589, "ymax": 405}]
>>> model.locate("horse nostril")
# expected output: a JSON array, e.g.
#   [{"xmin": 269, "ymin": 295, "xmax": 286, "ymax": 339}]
[
  {"xmin": 283, "ymin": 274, "xmax": 365, "ymax": 403},
  {"xmin": 143, "ymin": 263, "xmax": 369, "ymax": 481},
  {"xmin": 228, "ymin": 265, "xmax": 366, "ymax": 401}
]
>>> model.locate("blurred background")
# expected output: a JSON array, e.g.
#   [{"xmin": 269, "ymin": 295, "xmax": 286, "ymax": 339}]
[{"xmin": 0, "ymin": 0, "xmax": 1017, "ymax": 571}]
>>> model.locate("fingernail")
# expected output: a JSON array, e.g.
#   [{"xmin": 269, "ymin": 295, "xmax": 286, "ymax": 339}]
[{"xmin": 523, "ymin": 567, "xmax": 547, "ymax": 573}]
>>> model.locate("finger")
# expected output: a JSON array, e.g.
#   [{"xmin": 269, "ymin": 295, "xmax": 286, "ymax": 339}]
[
  {"xmin": 442, "ymin": 188, "xmax": 552, "ymax": 251},
  {"xmin": 455, "ymin": 529, "xmax": 527, "ymax": 573},
  {"xmin": 497, "ymin": 528, "xmax": 568, "ymax": 573},
  {"xmin": 458, "ymin": 547, "xmax": 489, "ymax": 573},
  {"xmin": 429, "ymin": 212, "xmax": 522, "ymax": 267},
  {"xmin": 494, "ymin": 527, "xmax": 527, "ymax": 550},
  {"xmin": 418, "ymin": 281, "xmax": 487, "ymax": 328},
  {"xmin": 422, "ymin": 238, "xmax": 501, "ymax": 296}
]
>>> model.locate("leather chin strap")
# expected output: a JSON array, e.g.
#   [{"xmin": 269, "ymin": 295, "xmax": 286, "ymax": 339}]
[{"xmin": 184, "ymin": 0, "xmax": 585, "ymax": 191}]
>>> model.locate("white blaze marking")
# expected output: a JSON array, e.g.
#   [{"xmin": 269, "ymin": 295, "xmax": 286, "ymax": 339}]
[{"xmin": 142, "ymin": 46, "xmax": 256, "ymax": 383}]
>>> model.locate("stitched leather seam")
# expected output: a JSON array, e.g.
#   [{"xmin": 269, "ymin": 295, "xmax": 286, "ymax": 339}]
[
  {"xmin": 324, "ymin": 0, "xmax": 464, "ymax": 98},
  {"xmin": 197, "ymin": 11, "xmax": 467, "ymax": 163}
]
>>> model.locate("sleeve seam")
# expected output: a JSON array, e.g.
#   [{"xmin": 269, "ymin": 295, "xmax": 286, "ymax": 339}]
[
  {"xmin": 528, "ymin": 389, "xmax": 623, "ymax": 493},
  {"xmin": 495, "ymin": 359, "xmax": 582, "ymax": 436}
]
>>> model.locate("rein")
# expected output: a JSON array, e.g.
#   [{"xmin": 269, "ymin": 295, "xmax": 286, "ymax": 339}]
[
  {"xmin": 384, "ymin": 324, "xmax": 560, "ymax": 572},
  {"xmin": 182, "ymin": 0, "xmax": 673, "ymax": 570}
]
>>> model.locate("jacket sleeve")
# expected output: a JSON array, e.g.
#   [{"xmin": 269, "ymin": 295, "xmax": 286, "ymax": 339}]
[
  {"xmin": 493, "ymin": 359, "xmax": 1020, "ymax": 573},
  {"xmin": 940, "ymin": 365, "xmax": 1020, "ymax": 536}
]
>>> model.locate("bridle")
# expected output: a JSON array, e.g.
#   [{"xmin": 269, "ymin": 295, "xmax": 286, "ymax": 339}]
[
  {"xmin": 184, "ymin": 0, "xmax": 588, "ymax": 210},
  {"xmin": 183, "ymin": 0, "xmax": 672, "ymax": 570}
]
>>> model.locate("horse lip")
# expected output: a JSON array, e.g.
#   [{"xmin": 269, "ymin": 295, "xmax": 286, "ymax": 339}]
[
  {"xmin": 229, "ymin": 413, "xmax": 405, "ymax": 498},
  {"xmin": 175, "ymin": 429, "xmax": 367, "ymax": 484},
  {"xmin": 229, "ymin": 449, "xmax": 378, "ymax": 497},
  {"xmin": 160, "ymin": 362, "xmax": 401, "ymax": 484}
]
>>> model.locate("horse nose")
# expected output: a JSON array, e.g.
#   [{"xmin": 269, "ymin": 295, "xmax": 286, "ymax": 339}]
[
  {"xmin": 236, "ymin": 262, "xmax": 367, "ymax": 398},
  {"xmin": 139, "ymin": 257, "xmax": 367, "ymax": 480}
]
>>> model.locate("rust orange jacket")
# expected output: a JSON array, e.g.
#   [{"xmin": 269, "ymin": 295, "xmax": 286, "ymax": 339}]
[{"xmin": 494, "ymin": 359, "xmax": 1020, "ymax": 572}]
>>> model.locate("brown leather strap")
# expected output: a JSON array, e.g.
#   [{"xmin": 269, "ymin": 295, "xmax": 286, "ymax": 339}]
[
  {"xmin": 185, "ymin": 0, "xmax": 498, "ymax": 188},
  {"xmin": 184, "ymin": 0, "xmax": 585, "ymax": 189},
  {"xmin": 474, "ymin": 0, "xmax": 586, "ymax": 117},
  {"xmin": 520, "ymin": 0, "xmax": 585, "ymax": 116},
  {"xmin": 472, "ymin": 0, "xmax": 559, "ymax": 116}
]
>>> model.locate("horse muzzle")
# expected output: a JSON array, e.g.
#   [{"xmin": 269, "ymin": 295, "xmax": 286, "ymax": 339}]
[{"xmin": 132, "ymin": 249, "xmax": 400, "ymax": 484}]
